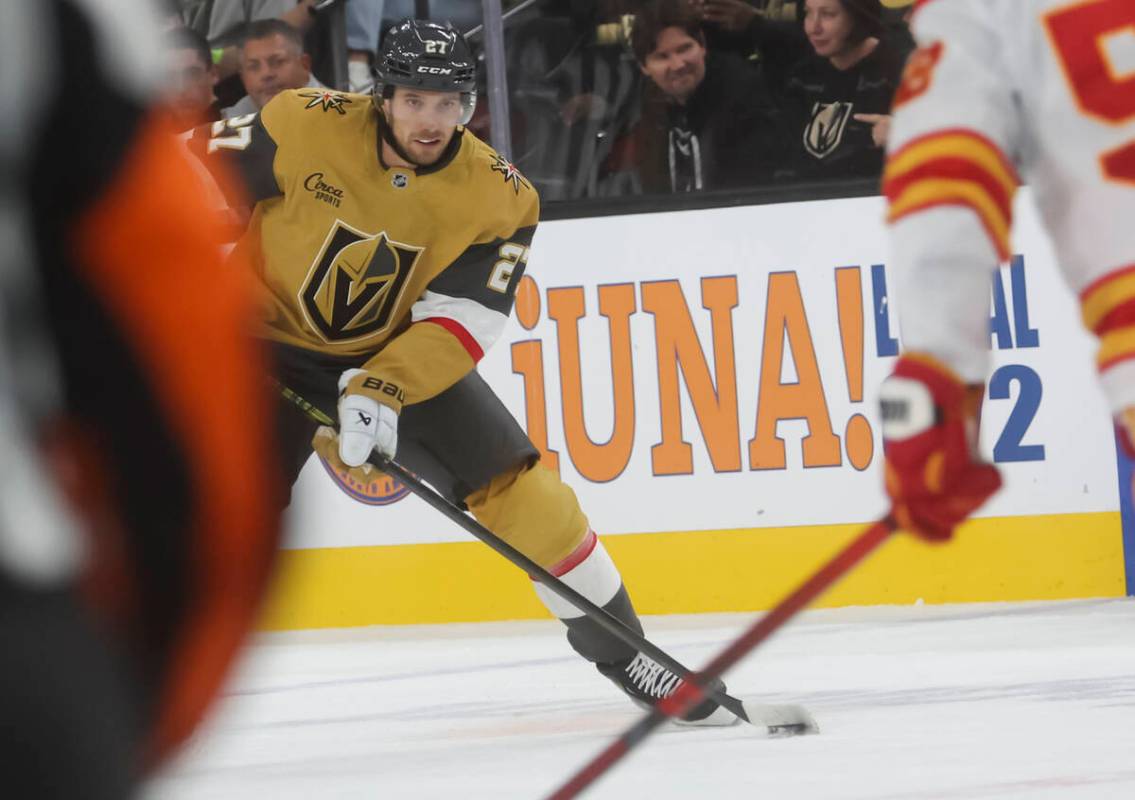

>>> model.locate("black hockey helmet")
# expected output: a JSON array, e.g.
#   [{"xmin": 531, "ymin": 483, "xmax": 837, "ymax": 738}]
[{"xmin": 375, "ymin": 19, "xmax": 477, "ymax": 124}]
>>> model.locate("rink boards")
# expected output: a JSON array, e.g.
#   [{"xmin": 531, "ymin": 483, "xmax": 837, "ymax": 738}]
[{"xmin": 262, "ymin": 191, "xmax": 1132, "ymax": 629}]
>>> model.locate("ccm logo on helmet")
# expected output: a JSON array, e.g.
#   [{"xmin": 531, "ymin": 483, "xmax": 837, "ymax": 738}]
[{"xmin": 417, "ymin": 66, "xmax": 453, "ymax": 75}]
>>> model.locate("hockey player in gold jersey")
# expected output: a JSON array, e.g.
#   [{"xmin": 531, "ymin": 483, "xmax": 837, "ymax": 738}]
[{"xmin": 198, "ymin": 19, "xmax": 739, "ymax": 726}]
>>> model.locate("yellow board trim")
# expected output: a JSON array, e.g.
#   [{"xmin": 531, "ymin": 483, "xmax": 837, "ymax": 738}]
[{"xmin": 259, "ymin": 512, "xmax": 1125, "ymax": 630}]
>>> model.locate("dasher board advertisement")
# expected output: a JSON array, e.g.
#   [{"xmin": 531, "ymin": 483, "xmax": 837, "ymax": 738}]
[{"xmin": 267, "ymin": 191, "xmax": 1130, "ymax": 629}]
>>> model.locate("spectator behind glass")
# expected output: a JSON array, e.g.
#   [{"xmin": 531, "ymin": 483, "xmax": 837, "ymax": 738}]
[
  {"xmin": 381, "ymin": 0, "xmax": 482, "ymax": 30},
  {"xmin": 345, "ymin": 0, "xmax": 385, "ymax": 93},
  {"xmin": 701, "ymin": 0, "xmax": 907, "ymax": 180},
  {"xmin": 630, "ymin": 0, "xmax": 785, "ymax": 193},
  {"xmin": 504, "ymin": 1, "xmax": 644, "ymax": 200},
  {"xmin": 163, "ymin": 26, "xmax": 221, "ymax": 132},
  {"xmin": 179, "ymin": 1, "xmax": 323, "ymax": 109},
  {"xmin": 223, "ymin": 18, "xmax": 327, "ymax": 118}
]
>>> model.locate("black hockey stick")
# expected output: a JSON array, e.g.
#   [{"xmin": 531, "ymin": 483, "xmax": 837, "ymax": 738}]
[
  {"xmin": 275, "ymin": 381, "xmax": 812, "ymax": 734},
  {"xmin": 547, "ymin": 517, "xmax": 896, "ymax": 800}
]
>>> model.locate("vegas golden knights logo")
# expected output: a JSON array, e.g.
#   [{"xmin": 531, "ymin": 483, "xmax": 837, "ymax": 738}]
[
  {"xmin": 301, "ymin": 221, "xmax": 424, "ymax": 342},
  {"xmin": 803, "ymin": 101, "xmax": 853, "ymax": 160}
]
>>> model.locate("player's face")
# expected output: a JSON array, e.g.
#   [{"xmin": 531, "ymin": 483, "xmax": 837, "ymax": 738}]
[
  {"xmin": 804, "ymin": 0, "xmax": 856, "ymax": 58},
  {"xmin": 385, "ymin": 88, "xmax": 464, "ymax": 166},
  {"xmin": 240, "ymin": 34, "xmax": 312, "ymax": 110},
  {"xmin": 640, "ymin": 27, "xmax": 707, "ymax": 104}
]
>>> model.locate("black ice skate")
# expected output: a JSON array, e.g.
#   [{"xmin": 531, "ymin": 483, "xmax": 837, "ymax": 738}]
[{"xmin": 597, "ymin": 652, "xmax": 740, "ymax": 727}]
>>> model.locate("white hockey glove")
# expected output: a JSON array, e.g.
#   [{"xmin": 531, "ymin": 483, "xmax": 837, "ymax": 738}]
[
  {"xmin": 310, "ymin": 369, "xmax": 403, "ymax": 489},
  {"xmin": 336, "ymin": 367, "xmax": 402, "ymax": 465}
]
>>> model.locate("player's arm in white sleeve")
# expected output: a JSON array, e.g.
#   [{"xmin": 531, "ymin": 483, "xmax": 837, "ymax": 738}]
[{"xmin": 882, "ymin": 0, "xmax": 1023, "ymax": 383}]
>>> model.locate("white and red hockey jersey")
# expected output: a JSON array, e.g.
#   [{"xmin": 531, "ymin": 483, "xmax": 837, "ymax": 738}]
[{"xmin": 883, "ymin": 0, "xmax": 1135, "ymax": 412}]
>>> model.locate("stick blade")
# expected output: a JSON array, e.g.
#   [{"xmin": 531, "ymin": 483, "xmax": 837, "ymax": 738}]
[{"xmin": 740, "ymin": 701, "xmax": 819, "ymax": 737}]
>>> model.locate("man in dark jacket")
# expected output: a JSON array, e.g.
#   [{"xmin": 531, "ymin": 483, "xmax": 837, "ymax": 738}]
[{"xmin": 631, "ymin": 0, "xmax": 785, "ymax": 193}]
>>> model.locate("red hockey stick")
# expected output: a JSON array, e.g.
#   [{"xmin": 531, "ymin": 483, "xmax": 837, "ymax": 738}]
[{"xmin": 546, "ymin": 516, "xmax": 897, "ymax": 800}]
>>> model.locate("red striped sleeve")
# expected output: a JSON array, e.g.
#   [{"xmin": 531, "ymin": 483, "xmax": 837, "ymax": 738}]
[{"xmin": 883, "ymin": 156, "xmax": 1014, "ymax": 225}]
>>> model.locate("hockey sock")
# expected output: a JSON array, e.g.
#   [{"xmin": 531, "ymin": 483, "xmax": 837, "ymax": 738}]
[{"xmin": 532, "ymin": 529, "xmax": 642, "ymax": 664}]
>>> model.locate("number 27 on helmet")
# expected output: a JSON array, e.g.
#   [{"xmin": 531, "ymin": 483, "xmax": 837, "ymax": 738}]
[{"xmin": 373, "ymin": 19, "xmax": 478, "ymax": 126}]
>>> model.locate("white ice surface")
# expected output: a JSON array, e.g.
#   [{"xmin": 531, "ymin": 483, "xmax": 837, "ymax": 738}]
[{"xmin": 148, "ymin": 599, "xmax": 1135, "ymax": 800}]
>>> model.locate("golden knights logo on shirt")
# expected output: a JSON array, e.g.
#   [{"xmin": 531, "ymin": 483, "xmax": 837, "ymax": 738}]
[
  {"xmin": 804, "ymin": 101, "xmax": 854, "ymax": 159},
  {"xmin": 300, "ymin": 220, "xmax": 424, "ymax": 343}
]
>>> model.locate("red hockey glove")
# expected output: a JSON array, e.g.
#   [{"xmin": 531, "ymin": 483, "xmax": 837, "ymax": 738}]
[{"xmin": 879, "ymin": 354, "xmax": 1002, "ymax": 542}]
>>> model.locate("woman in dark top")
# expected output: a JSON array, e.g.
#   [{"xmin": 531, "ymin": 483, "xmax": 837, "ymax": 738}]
[{"xmin": 700, "ymin": 0, "xmax": 908, "ymax": 180}]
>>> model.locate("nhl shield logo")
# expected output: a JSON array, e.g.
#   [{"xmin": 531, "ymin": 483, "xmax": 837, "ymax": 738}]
[{"xmin": 803, "ymin": 101, "xmax": 854, "ymax": 160}]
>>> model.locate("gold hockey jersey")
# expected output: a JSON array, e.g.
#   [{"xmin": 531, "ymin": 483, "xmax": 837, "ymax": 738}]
[{"xmin": 197, "ymin": 88, "xmax": 538, "ymax": 405}]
